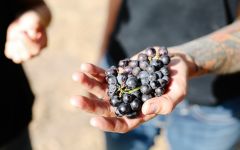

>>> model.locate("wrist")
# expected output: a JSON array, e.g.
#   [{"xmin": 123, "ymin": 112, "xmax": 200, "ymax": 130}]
[{"xmin": 168, "ymin": 47, "xmax": 198, "ymax": 78}]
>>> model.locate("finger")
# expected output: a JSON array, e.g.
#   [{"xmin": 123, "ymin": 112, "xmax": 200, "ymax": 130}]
[
  {"xmin": 5, "ymin": 42, "xmax": 23, "ymax": 63},
  {"xmin": 72, "ymin": 71, "xmax": 108, "ymax": 99},
  {"xmin": 90, "ymin": 114, "xmax": 156, "ymax": 133},
  {"xmin": 80, "ymin": 63, "xmax": 106, "ymax": 82},
  {"xmin": 70, "ymin": 95, "xmax": 115, "ymax": 117}
]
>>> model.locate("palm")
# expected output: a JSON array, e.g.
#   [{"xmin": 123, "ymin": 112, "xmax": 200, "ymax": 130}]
[{"xmin": 71, "ymin": 55, "xmax": 188, "ymax": 133}]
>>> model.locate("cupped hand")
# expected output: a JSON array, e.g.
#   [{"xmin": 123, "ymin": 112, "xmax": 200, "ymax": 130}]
[
  {"xmin": 70, "ymin": 52, "xmax": 189, "ymax": 133},
  {"xmin": 4, "ymin": 11, "xmax": 47, "ymax": 63}
]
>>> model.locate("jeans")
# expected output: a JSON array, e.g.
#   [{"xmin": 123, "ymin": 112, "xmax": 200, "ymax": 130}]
[
  {"xmin": 0, "ymin": 128, "xmax": 32, "ymax": 150},
  {"xmin": 101, "ymin": 54, "xmax": 240, "ymax": 150}
]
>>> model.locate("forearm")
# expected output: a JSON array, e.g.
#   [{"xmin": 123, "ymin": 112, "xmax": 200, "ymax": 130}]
[{"xmin": 171, "ymin": 19, "xmax": 240, "ymax": 77}]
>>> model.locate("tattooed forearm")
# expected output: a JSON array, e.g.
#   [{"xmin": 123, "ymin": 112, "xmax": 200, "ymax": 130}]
[{"xmin": 175, "ymin": 20, "xmax": 240, "ymax": 77}]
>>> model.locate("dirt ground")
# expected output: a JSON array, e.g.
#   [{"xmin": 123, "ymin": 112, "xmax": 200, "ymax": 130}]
[{"xmin": 23, "ymin": 0, "xmax": 167, "ymax": 150}]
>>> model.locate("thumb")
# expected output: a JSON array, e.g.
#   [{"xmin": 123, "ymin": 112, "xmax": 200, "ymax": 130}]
[{"xmin": 142, "ymin": 96, "xmax": 175, "ymax": 115}]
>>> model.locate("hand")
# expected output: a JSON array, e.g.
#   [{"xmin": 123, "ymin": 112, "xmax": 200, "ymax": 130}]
[
  {"xmin": 70, "ymin": 52, "xmax": 189, "ymax": 133},
  {"xmin": 4, "ymin": 11, "xmax": 47, "ymax": 63}
]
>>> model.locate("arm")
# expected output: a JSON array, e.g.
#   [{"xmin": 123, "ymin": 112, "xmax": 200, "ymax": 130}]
[
  {"xmin": 70, "ymin": 6, "xmax": 240, "ymax": 133},
  {"xmin": 170, "ymin": 19, "xmax": 240, "ymax": 77},
  {"xmin": 98, "ymin": 0, "xmax": 122, "ymax": 62},
  {"xmin": 4, "ymin": 0, "xmax": 51, "ymax": 63}
]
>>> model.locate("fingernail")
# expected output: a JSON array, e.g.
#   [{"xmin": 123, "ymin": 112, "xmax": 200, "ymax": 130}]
[
  {"xmin": 90, "ymin": 118, "xmax": 97, "ymax": 127},
  {"xmin": 142, "ymin": 103, "xmax": 158, "ymax": 115}
]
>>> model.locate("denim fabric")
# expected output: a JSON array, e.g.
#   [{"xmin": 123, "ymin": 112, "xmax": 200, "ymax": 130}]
[{"xmin": 101, "ymin": 54, "xmax": 240, "ymax": 150}]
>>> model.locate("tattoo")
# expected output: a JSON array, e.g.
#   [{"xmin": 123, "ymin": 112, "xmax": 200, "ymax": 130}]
[{"xmin": 178, "ymin": 20, "xmax": 240, "ymax": 76}]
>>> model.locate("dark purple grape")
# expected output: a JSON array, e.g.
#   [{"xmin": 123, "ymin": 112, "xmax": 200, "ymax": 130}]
[
  {"xmin": 160, "ymin": 67, "xmax": 169, "ymax": 76},
  {"xmin": 151, "ymin": 59, "xmax": 163, "ymax": 70},
  {"xmin": 129, "ymin": 60, "xmax": 139, "ymax": 68},
  {"xmin": 140, "ymin": 85, "xmax": 152, "ymax": 95},
  {"xmin": 145, "ymin": 47, "xmax": 156, "ymax": 57},
  {"xmin": 130, "ymin": 98, "xmax": 142, "ymax": 111},
  {"xmin": 146, "ymin": 65, "xmax": 155, "ymax": 73},
  {"xmin": 105, "ymin": 66, "xmax": 118, "ymax": 77},
  {"xmin": 107, "ymin": 76, "xmax": 117, "ymax": 85},
  {"xmin": 126, "ymin": 77, "xmax": 139, "ymax": 89},
  {"xmin": 115, "ymin": 107, "xmax": 124, "ymax": 117},
  {"xmin": 138, "ymin": 71, "xmax": 149, "ymax": 79},
  {"xmin": 107, "ymin": 84, "xmax": 117, "ymax": 97},
  {"xmin": 162, "ymin": 76, "xmax": 170, "ymax": 83},
  {"xmin": 141, "ymin": 77, "xmax": 149, "ymax": 85},
  {"xmin": 155, "ymin": 71, "xmax": 163, "ymax": 79},
  {"xmin": 161, "ymin": 55, "xmax": 171, "ymax": 65},
  {"xmin": 150, "ymin": 81, "xmax": 160, "ymax": 89},
  {"xmin": 155, "ymin": 88, "xmax": 165, "ymax": 97},
  {"xmin": 148, "ymin": 73, "xmax": 158, "ymax": 82},
  {"xmin": 141, "ymin": 94, "xmax": 153, "ymax": 102},
  {"xmin": 118, "ymin": 103, "xmax": 132, "ymax": 115},
  {"xmin": 117, "ymin": 73, "xmax": 128, "ymax": 84},
  {"xmin": 119, "ymin": 59, "xmax": 129, "ymax": 67},
  {"xmin": 110, "ymin": 95, "xmax": 122, "ymax": 107},
  {"xmin": 138, "ymin": 53, "xmax": 148, "ymax": 61},
  {"xmin": 139, "ymin": 60, "xmax": 149, "ymax": 70},
  {"xmin": 158, "ymin": 79, "xmax": 167, "ymax": 88},
  {"xmin": 126, "ymin": 111, "xmax": 139, "ymax": 119},
  {"xmin": 132, "ymin": 90, "xmax": 142, "ymax": 99},
  {"xmin": 132, "ymin": 67, "xmax": 141, "ymax": 76},
  {"xmin": 124, "ymin": 66, "xmax": 133, "ymax": 73},
  {"xmin": 123, "ymin": 93, "xmax": 134, "ymax": 103},
  {"xmin": 159, "ymin": 47, "xmax": 168, "ymax": 56}
]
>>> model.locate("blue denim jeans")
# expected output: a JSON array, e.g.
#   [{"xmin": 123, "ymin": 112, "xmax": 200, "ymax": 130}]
[{"xmin": 101, "ymin": 54, "xmax": 240, "ymax": 150}]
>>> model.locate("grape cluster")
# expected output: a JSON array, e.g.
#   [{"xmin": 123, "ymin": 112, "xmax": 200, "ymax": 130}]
[{"xmin": 105, "ymin": 47, "xmax": 171, "ymax": 119}]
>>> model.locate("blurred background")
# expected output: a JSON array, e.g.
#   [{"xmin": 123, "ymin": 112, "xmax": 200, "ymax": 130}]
[{"xmin": 23, "ymin": 0, "xmax": 166, "ymax": 149}]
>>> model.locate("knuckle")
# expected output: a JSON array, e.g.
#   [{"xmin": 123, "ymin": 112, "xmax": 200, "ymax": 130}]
[{"xmin": 160, "ymin": 98, "xmax": 174, "ymax": 115}]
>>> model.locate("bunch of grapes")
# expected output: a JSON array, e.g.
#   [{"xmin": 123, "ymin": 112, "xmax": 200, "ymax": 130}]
[{"xmin": 105, "ymin": 47, "xmax": 171, "ymax": 119}]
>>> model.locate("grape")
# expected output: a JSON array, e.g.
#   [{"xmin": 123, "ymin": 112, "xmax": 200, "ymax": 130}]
[
  {"xmin": 146, "ymin": 65, "xmax": 155, "ymax": 73},
  {"xmin": 110, "ymin": 95, "xmax": 122, "ymax": 107},
  {"xmin": 126, "ymin": 77, "xmax": 139, "ymax": 89},
  {"xmin": 138, "ymin": 53, "xmax": 148, "ymax": 61},
  {"xmin": 132, "ymin": 67, "xmax": 141, "ymax": 76},
  {"xmin": 150, "ymin": 81, "xmax": 160, "ymax": 89},
  {"xmin": 105, "ymin": 47, "xmax": 171, "ymax": 119},
  {"xmin": 139, "ymin": 61, "xmax": 149, "ymax": 70},
  {"xmin": 151, "ymin": 59, "xmax": 164, "ymax": 70},
  {"xmin": 140, "ymin": 85, "xmax": 152, "ymax": 95},
  {"xmin": 117, "ymin": 73, "xmax": 128, "ymax": 84},
  {"xmin": 160, "ymin": 66, "xmax": 169, "ymax": 76},
  {"xmin": 130, "ymin": 98, "xmax": 142, "ymax": 111},
  {"xmin": 141, "ymin": 94, "xmax": 153, "ymax": 102},
  {"xmin": 107, "ymin": 76, "xmax": 117, "ymax": 85},
  {"xmin": 129, "ymin": 60, "xmax": 139, "ymax": 68},
  {"xmin": 141, "ymin": 77, "xmax": 150, "ymax": 85},
  {"xmin": 146, "ymin": 47, "xmax": 156, "ymax": 57},
  {"xmin": 159, "ymin": 47, "xmax": 168, "ymax": 56},
  {"xmin": 118, "ymin": 103, "xmax": 131, "ymax": 115},
  {"xmin": 124, "ymin": 66, "xmax": 133, "ymax": 73},
  {"xmin": 155, "ymin": 88, "xmax": 164, "ymax": 97},
  {"xmin": 161, "ymin": 55, "xmax": 171, "ymax": 65},
  {"xmin": 119, "ymin": 59, "xmax": 129, "ymax": 67},
  {"xmin": 148, "ymin": 73, "xmax": 158, "ymax": 82},
  {"xmin": 138, "ymin": 71, "xmax": 149, "ymax": 79},
  {"xmin": 123, "ymin": 93, "xmax": 134, "ymax": 103}
]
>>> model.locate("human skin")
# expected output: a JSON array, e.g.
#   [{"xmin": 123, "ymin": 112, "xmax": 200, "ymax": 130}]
[{"xmin": 4, "ymin": 3, "xmax": 51, "ymax": 64}]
